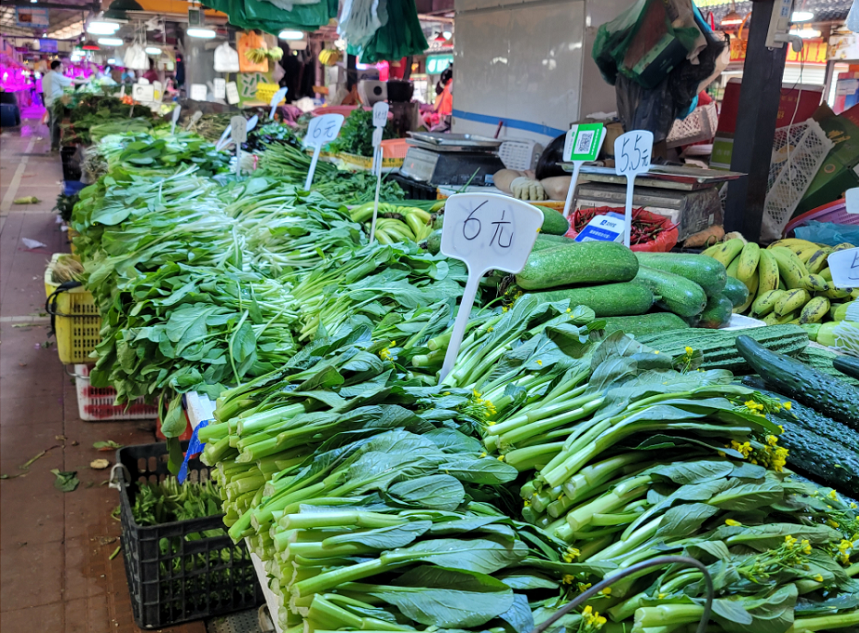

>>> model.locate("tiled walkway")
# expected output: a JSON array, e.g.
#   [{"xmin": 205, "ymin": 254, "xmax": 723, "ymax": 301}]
[{"xmin": 0, "ymin": 116, "xmax": 205, "ymax": 632}]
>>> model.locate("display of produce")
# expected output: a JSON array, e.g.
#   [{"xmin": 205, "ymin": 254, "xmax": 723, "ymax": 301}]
[{"xmin": 329, "ymin": 108, "xmax": 395, "ymax": 157}]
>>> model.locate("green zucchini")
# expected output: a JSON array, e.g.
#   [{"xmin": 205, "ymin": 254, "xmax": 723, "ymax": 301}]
[
  {"xmin": 631, "ymin": 266, "xmax": 707, "ymax": 317},
  {"xmin": 536, "ymin": 233, "xmax": 572, "ymax": 245},
  {"xmin": 538, "ymin": 207, "xmax": 570, "ymax": 235},
  {"xmin": 602, "ymin": 313, "xmax": 689, "ymax": 337},
  {"xmin": 633, "ymin": 252, "xmax": 727, "ymax": 297},
  {"xmin": 696, "ymin": 294, "xmax": 733, "ymax": 329},
  {"xmin": 722, "ymin": 277, "xmax": 750, "ymax": 308},
  {"xmin": 735, "ymin": 335, "xmax": 859, "ymax": 430},
  {"xmin": 775, "ymin": 419, "xmax": 859, "ymax": 496},
  {"xmin": 833, "ymin": 355, "xmax": 859, "ymax": 381},
  {"xmin": 793, "ymin": 347, "xmax": 859, "ymax": 388},
  {"xmin": 524, "ymin": 283, "xmax": 653, "ymax": 317},
  {"xmin": 638, "ymin": 325, "xmax": 808, "ymax": 373},
  {"xmin": 516, "ymin": 242, "xmax": 638, "ymax": 290}
]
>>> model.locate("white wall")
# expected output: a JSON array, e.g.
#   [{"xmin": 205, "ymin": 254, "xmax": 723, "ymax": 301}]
[{"xmin": 452, "ymin": 0, "xmax": 632, "ymax": 144}]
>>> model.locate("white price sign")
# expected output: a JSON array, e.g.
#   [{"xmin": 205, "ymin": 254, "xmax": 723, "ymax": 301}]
[
  {"xmin": 216, "ymin": 125, "xmax": 231, "ymax": 151},
  {"xmin": 372, "ymin": 101, "xmax": 390, "ymax": 128},
  {"xmin": 827, "ymin": 247, "xmax": 859, "ymax": 289},
  {"xmin": 269, "ymin": 87, "xmax": 288, "ymax": 119},
  {"xmin": 213, "ymin": 78, "xmax": 226, "ymax": 99},
  {"xmin": 438, "ymin": 193, "xmax": 544, "ymax": 382},
  {"xmin": 226, "ymin": 81, "xmax": 240, "ymax": 105},
  {"xmin": 368, "ymin": 102, "xmax": 391, "ymax": 243},
  {"xmin": 846, "ymin": 187, "xmax": 859, "ymax": 214},
  {"xmin": 185, "ymin": 110, "xmax": 203, "ymax": 131},
  {"xmin": 304, "ymin": 113, "xmax": 344, "ymax": 190},
  {"xmin": 190, "ymin": 83, "xmax": 207, "ymax": 102},
  {"xmin": 231, "ymin": 115, "xmax": 247, "ymax": 176},
  {"xmin": 171, "ymin": 105, "xmax": 182, "ymax": 135},
  {"xmin": 561, "ymin": 124, "xmax": 606, "ymax": 220},
  {"xmin": 372, "ymin": 127, "xmax": 384, "ymax": 148},
  {"xmin": 132, "ymin": 83, "xmax": 154, "ymax": 103},
  {"xmin": 614, "ymin": 130, "xmax": 654, "ymax": 247}
]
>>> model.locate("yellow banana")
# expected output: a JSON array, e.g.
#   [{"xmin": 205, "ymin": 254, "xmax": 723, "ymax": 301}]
[
  {"xmin": 795, "ymin": 244, "xmax": 823, "ymax": 262},
  {"xmin": 800, "ymin": 296, "xmax": 830, "ymax": 324},
  {"xmin": 832, "ymin": 242, "xmax": 856, "ymax": 252},
  {"xmin": 757, "ymin": 249, "xmax": 779, "ymax": 295},
  {"xmin": 702, "ymin": 238, "xmax": 744, "ymax": 268},
  {"xmin": 763, "ymin": 311, "xmax": 796, "ymax": 325},
  {"xmin": 774, "ymin": 288, "xmax": 811, "ymax": 316},
  {"xmin": 726, "ymin": 254, "xmax": 741, "ymax": 279},
  {"xmin": 403, "ymin": 206, "xmax": 433, "ymax": 224},
  {"xmin": 819, "ymin": 287, "xmax": 853, "ymax": 300},
  {"xmin": 852, "ymin": 289, "xmax": 859, "ymax": 300},
  {"xmin": 736, "ymin": 242, "xmax": 761, "ymax": 284},
  {"xmin": 821, "ymin": 267, "xmax": 832, "ymax": 281},
  {"xmin": 734, "ymin": 271, "xmax": 758, "ymax": 314},
  {"xmin": 806, "ymin": 248, "xmax": 831, "ymax": 274},
  {"xmin": 404, "ymin": 212, "xmax": 428, "ymax": 238},
  {"xmin": 769, "ymin": 247, "xmax": 808, "ymax": 289},
  {"xmin": 767, "ymin": 238, "xmax": 817, "ymax": 250},
  {"xmin": 801, "ymin": 274, "xmax": 830, "ymax": 293},
  {"xmin": 752, "ymin": 289, "xmax": 786, "ymax": 317}
]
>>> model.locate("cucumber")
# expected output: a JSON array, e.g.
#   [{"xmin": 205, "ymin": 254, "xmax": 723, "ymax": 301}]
[
  {"xmin": 793, "ymin": 347, "xmax": 859, "ymax": 388},
  {"xmin": 774, "ymin": 419, "xmax": 859, "ymax": 496},
  {"xmin": 631, "ymin": 266, "xmax": 707, "ymax": 317},
  {"xmin": 833, "ymin": 355, "xmax": 859, "ymax": 381},
  {"xmin": 639, "ymin": 324, "xmax": 808, "ymax": 373},
  {"xmin": 538, "ymin": 207, "xmax": 570, "ymax": 236},
  {"xmin": 735, "ymin": 335, "xmax": 859, "ymax": 430},
  {"xmin": 524, "ymin": 282, "xmax": 653, "ymax": 317},
  {"xmin": 722, "ymin": 276, "xmax": 750, "ymax": 308},
  {"xmin": 516, "ymin": 242, "xmax": 638, "ymax": 290},
  {"xmin": 633, "ymin": 252, "xmax": 727, "ymax": 297},
  {"xmin": 537, "ymin": 233, "xmax": 573, "ymax": 245},
  {"xmin": 602, "ymin": 313, "xmax": 689, "ymax": 337},
  {"xmin": 696, "ymin": 294, "xmax": 733, "ymax": 329}
]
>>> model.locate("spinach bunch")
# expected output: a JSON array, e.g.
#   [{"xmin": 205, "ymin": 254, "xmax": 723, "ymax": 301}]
[{"xmin": 328, "ymin": 107, "xmax": 395, "ymax": 157}]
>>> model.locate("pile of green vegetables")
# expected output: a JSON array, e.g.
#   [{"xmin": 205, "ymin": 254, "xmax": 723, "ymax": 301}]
[
  {"xmin": 328, "ymin": 108, "xmax": 395, "ymax": 157},
  {"xmin": 57, "ymin": 94, "xmax": 156, "ymax": 147}
]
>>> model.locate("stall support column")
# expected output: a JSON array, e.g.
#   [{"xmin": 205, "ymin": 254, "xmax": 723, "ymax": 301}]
[{"xmin": 724, "ymin": 0, "xmax": 789, "ymax": 239}]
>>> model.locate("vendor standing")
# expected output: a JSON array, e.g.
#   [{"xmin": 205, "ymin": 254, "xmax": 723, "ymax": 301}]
[{"xmin": 43, "ymin": 60, "xmax": 88, "ymax": 152}]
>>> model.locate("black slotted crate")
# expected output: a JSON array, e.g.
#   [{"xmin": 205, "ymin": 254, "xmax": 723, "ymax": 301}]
[
  {"xmin": 61, "ymin": 145, "xmax": 82, "ymax": 181},
  {"xmin": 116, "ymin": 442, "xmax": 264, "ymax": 629}
]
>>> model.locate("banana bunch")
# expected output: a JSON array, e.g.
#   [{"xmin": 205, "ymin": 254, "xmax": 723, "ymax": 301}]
[
  {"xmin": 350, "ymin": 203, "xmax": 434, "ymax": 245},
  {"xmin": 703, "ymin": 237, "xmax": 857, "ymax": 326},
  {"xmin": 319, "ymin": 49, "xmax": 342, "ymax": 66},
  {"xmin": 245, "ymin": 47, "xmax": 270, "ymax": 64}
]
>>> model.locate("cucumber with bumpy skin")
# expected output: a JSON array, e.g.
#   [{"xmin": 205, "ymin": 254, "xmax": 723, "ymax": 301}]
[
  {"xmin": 602, "ymin": 313, "xmax": 689, "ymax": 337},
  {"xmin": 524, "ymin": 282, "xmax": 653, "ymax": 317},
  {"xmin": 515, "ymin": 241, "xmax": 639, "ymax": 290}
]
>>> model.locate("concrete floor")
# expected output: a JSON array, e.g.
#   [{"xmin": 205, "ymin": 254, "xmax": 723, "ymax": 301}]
[{"xmin": 0, "ymin": 115, "xmax": 205, "ymax": 632}]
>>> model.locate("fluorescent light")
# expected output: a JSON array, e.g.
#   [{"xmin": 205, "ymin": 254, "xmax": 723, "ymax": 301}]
[
  {"xmin": 793, "ymin": 27, "xmax": 821, "ymax": 38},
  {"xmin": 145, "ymin": 46, "xmax": 162, "ymax": 55},
  {"xmin": 442, "ymin": 31, "xmax": 452, "ymax": 39},
  {"xmin": 186, "ymin": 27, "xmax": 216, "ymax": 39},
  {"xmin": 107, "ymin": 58, "xmax": 117, "ymax": 65},
  {"xmin": 98, "ymin": 37, "xmax": 123, "ymax": 46},
  {"xmin": 721, "ymin": 11, "xmax": 744, "ymax": 27},
  {"xmin": 792, "ymin": 11, "xmax": 814, "ymax": 22},
  {"xmin": 278, "ymin": 30, "xmax": 305, "ymax": 40},
  {"xmin": 86, "ymin": 21, "xmax": 120, "ymax": 34}
]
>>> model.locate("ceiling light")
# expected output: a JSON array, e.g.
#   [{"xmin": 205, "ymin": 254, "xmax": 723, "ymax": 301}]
[
  {"xmin": 442, "ymin": 31, "xmax": 452, "ymax": 39},
  {"xmin": 145, "ymin": 46, "xmax": 162, "ymax": 55},
  {"xmin": 107, "ymin": 58, "xmax": 117, "ymax": 65},
  {"xmin": 86, "ymin": 21, "xmax": 120, "ymax": 35},
  {"xmin": 81, "ymin": 39, "xmax": 100, "ymax": 50},
  {"xmin": 98, "ymin": 37, "xmax": 123, "ymax": 46},
  {"xmin": 186, "ymin": 27, "xmax": 216, "ymax": 39},
  {"xmin": 792, "ymin": 11, "xmax": 814, "ymax": 22},
  {"xmin": 721, "ymin": 11, "xmax": 744, "ymax": 26},
  {"xmin": 278, "ymin": 30, "xmax": 305, "ymax": 40},
  {"xmin": 792, "ymin": 27, "xmax": 821, "ymax": 38}
]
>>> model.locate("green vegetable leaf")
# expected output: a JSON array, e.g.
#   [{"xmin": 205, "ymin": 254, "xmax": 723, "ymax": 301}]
[
  {"xmin": 439, "ymin": 458, "xmax": 519, "ymax": 485},
  {"xmin": 387, "ymin": 537, "xmax": 528, "ymax": 574},
  {"xmin": 656, "ymin": 503, "xmax": 721, "ymax": 539},
  {"xmin": 388, "ymin": 475, "xmax": 465, "ymax": 511},
  {"xmin": 51, "ymin": 469, "xmax": 79, "ymax": 492}
]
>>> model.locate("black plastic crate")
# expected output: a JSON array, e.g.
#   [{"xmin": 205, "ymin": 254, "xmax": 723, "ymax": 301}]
[
  {"xmin": 116, "ymin": 442, "xmax": 264, "ymax": 629},
  {"xmin": 389, "ymin": 172, "xmax": 438, "ymax": 200},
  {"xmin": 61, "ymin": 145, "xmax": 82, "ymax": 181}
]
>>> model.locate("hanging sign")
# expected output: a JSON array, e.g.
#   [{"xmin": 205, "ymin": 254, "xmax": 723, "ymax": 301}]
[
  {"xmin": 438, "ymin": 193, "xmax": 544, "ymax": 382},
  {"xmin": 171, "ymin": 105, "xmax": 182, "ymax": 135},
  {"xmin": 369, "ymin": 101, "xmax": 390, "ymax": 244},
  {"xmin": 231, "ymin": 115, "xmax": 247, "ymax": 176},
  {"xmin": 303, "ymin": 113, "xmax": 344, "ymax": 190},
  {"xmin": 827, "ymin": 248, "xmax": 859, "ymax": 289},
  {"xmin": 226, "ymin": 81, "xmax": 240, "ymax": 105},
  {"xmin": 561, "ymin": 123, "xmax": 605, "ymax": 220},
  {"xmin": 132, "ymin": 83, "xmax": 154, "ymax": 103},
  {"xmin": 269, "ymin": 87, "xmax": 288, "ymax": 119},
  {"xmin": 614, "ymin": 130, "xmax": 653, "ymax": 247}
]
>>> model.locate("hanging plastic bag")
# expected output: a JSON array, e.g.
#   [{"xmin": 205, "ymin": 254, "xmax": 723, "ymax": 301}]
[
  {"xmin": 124, "ymin": 43, "xmax": 148, "ymax": 70},
  {"xmin": 237, "ymin": 31, "xmax": 268, "ymax": 73},
  {"xmin": 214, "ymin": 42, "xmax": 240, "ymax": 73}
]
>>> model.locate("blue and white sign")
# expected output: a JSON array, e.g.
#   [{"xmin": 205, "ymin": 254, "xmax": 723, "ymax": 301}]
[{"xmin": 574, "ymin": 212, "xmax": 625, "ymax": 243}]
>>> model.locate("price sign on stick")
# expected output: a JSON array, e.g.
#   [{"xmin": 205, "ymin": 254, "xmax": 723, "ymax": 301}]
[
  {"xmin": 438, "ymin": 193, "xmax": 544, "ymax": 383},
  {"xmin": 827, "ymin": 247, "xmax": 859, "ymax": 289},
  {"xmin": 171, "ymin": 105, "xmax": 182, "ymax": 135},
  {"xmin": 185, "ymin": 110, "xmax": 203, "ymax": 131},
  {"xmin": 369, "ymin": 101, "xmax": 390, "ymax": 244},
  {"xmin": 246, "ymin": 114, "xmax": 259, "ymax": 134},
  {"xmin": 561, "ymin": 123, "xmax": 605, "ymax": 220},
  {"xmin": 303, "ymin": 113, "xmax": 344, "ymax": 190},
  {"xmin": 614, "ymin": 130, "xmax": 653, "ymax": 247},
  {"xmin": 231, "ymin": 116, "xmax": 248, "ymax": 176},
  {"xmin": 216, "ymin": 125, "xmax": 231, "ymax": 151},
  {"xmin": 269, "ymin": 87, "xmax": 288, "ymax": 120}
]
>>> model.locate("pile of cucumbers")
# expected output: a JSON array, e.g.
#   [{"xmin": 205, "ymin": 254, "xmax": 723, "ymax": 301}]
[{"xmin": 703, "ymin": 237, "xmax": 859, "ymax": 325}]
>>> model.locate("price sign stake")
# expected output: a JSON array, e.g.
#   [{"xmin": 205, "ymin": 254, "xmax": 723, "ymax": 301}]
[
  {"xmin": 185, "ymin": 110, "xmax": 203, "ymax": 131},
  {"xmin": 269, "ymin": 87, "xmax": 288, "ymax": 120},
  {"xmin": 438, "ymin": 193, "xmax": 544, "ymax": 383},
  {"xmin": 562, "ymin": 123, "xmax": 605, "ymax": 220},
  {"xmin": 231, "ymin": 115, "xmax": 247, "ymax": 176},
  {"xmin": 827, "ymin": 247, "xmax": 859, "ymax": 289},
  {"xmin": 369, "ymin": 101, "xmax": 390, "ymax": 244},
  {"xmin": 216, "ymin": 125, "xmax": 231, "ymax": 151},
  {"xmin": 613, "ymin": 130, "xmax": 653, "ymax": 247},
  {"xmin": 303, "ymin": 113, "xmax": 344, "ymax": 190},
  {"xmin": 171, "ymin": 104, "xmax": 182, "ymax": 135}
]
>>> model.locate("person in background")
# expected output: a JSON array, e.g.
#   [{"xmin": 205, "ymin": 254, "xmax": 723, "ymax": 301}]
[
  {"xmin": 121, "ymin": 68, "xmax": 136, "ymax": 85},
  {"xmin": 142, "ymin": 58, "xmax": 159, "ymax": 84},
  {"xmin": 434, "ymin": 66, "xmax": 453, "ymax": 116},
  {"xmin": 43, "ymin": 60, "xmax": 87, "ymax": 152}
]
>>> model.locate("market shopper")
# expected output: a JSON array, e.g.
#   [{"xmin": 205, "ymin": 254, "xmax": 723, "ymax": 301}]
[{"xmin": 43, "ymin": 60, "xmax": 87, "ymax": 152}]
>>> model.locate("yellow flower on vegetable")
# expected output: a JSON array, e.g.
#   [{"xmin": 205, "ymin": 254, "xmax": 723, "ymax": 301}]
[
  {"xmin": 497, "ymin": 455, "xmax": 505, "ymax": 462},
  {"xmin": 600, "ymin": 587, "xmax": 611, "ymax": 596},
  {"xmin": 802, "ymin": 539, "xmax": 812, "ymax": 555},
  {"xmin": 685, "ymin": 346, "xmax": 694, "ymax": 355},
  {"xmin": 829, "ymin": 519, "xmax": 841, "ymax": 528},
  {"xmin": 814, "ymin": 574, "xmax": 824, "ymax": 582},
  {"xmin": 563, "ymin": 547, "xmax": 581, "ymax": 563},
  {"xmin": 725, "ymin": 519, "xmax": 742, "ymax": 527},
  {"xmin": 783, "ymin": 401, "xmax": 792, "ymax": 410},
  {"xmin": 830, "ymin": 490, "xmax": 840, "ymax": 501},
  {"xmin": 562, "ymin": 574, "xmax": 575, "ymax": 584}
]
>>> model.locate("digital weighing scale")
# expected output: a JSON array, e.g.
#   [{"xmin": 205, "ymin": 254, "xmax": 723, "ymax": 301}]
[{"xmin": 399, "ymin": 133, "xmax": 506, "ymax": 186}]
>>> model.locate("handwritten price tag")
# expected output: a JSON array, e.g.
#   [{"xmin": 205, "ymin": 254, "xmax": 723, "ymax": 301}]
[
  {"xmin": 304, "ymin": 114, "xmax": 344, "ymax": 190},
  {"xmin": 269, "ymin": 87, "xmax": 288, "ymax": 119},
  {"xmin": 827, "ymin": 247, "xmax": 859, "ymax": 289},
  {"xmin": 231, "ymin": 116, "xmax": 247, "ymax": 176},
  {"xmin": 226, "ymin": 81, "xmax": 239, "ymax": 105},
  {"xmin": 372, "ymin": 101, "xmax": 390, "ymax": 127},
  {"xmin": 438, "ymin": 193, "xmax": 544, "ymax": 382},
  {"xmin": 614, "ymin": 130, "xmax": 653, "ymax": 247},
  {"xmin": 171, "ymin": 105, "xmax": 182, "ymax": 134},
  {"xmin": 561, "ymin": 124, "xmax": 606, "ymax": 220},
  {"xmin": 367, "ymin": 102, "xmax": 391, "ymax": 243}
]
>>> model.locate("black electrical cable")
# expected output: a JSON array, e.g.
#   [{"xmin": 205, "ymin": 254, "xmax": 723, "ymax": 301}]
[{"xmin": 531, "ymin": 555, "xmax": 715, "ymax": 633}]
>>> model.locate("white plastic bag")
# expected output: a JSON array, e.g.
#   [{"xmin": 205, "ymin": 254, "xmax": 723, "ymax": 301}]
[
  {"xmin": 214, "ymin": 42, "xmax": 240, "ymax": 73},
  {"xmin": 124, "ymin": 44, "xmax": 148, "ymax": 70}
]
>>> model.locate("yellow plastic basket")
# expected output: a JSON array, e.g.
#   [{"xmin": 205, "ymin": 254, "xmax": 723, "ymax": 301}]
[
  {"xmin": 256, "ymin": 82, "xmax": 284, "ymax": 105},
  {"xmin": 44, "ymin": 253, "xmax": 101, "ymax": 365},
  {"xmin": 68, "ymin": 227, "xmax": 79, "ymax": 255}
]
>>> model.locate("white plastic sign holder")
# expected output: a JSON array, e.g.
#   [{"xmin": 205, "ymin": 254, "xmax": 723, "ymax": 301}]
[
  {"xmin": 438, "ymin": 193, "xmax": 544, "ymax": 383},
  {"xmin": 827, "ymin": 247, "xmax": 859, "ymax": 289},
  {"xmin": 185, "ymin": 110, "xmax": 203, "ymax": 131},
  {"xmin": 303, "ymin": 113, "xmax": 344, "ymax": 190},
  {"xmin": 562, "ymin": 123, "xmax": 606, "ymax": 220},
  {"xmin": 231, "ymin": 115, "xmax": 248, "ymax": 176},
  {"xmin": 216, "ymin": 125, "xmax": 231, "ymax": 151},
  {"xmin": 171, "ymin": 105, "xmax": 182, "ymax": 135},
  {"xmin": 613, "ymin": 130, "xmax": 654, "ymax": 247},
  {"xmin": 269, "ymin": 87, "xmax": 288, "ymax": 120},
  {"xmin": 369, "ymin": 101, "xmax": 390, "ymax": 244}
]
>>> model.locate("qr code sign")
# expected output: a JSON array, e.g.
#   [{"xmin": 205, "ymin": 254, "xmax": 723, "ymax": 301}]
[{"xmin": 576, "ymin": 130, "xmax": 595, "ymax": 155}]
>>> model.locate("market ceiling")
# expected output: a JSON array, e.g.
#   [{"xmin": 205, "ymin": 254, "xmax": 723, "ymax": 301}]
[
  {"xmin": 701, "ymin": 0, "xmax": 854, "ymax": 24},
  {"xmin": 0, "ymin": 0, "xmax": 94, "ymax": 39}
]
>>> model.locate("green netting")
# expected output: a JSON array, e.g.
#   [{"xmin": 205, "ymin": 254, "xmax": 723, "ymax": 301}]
[{"xmin": 348, "ymin": 0, "xmax": 428, "ymax": 64}]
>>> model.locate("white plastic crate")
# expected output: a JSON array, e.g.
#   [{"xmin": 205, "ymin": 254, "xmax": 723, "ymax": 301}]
[
  {"xmin": 762, "ymin": 119, "xmax": 833, "ymax": 241},
  {"xmin": 666, "ymin": 102, "xmax": 719, "ymax": 148},
  {"xmin": 73, "ymin": 364, "xmax": 158, "ymax": 422}
]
